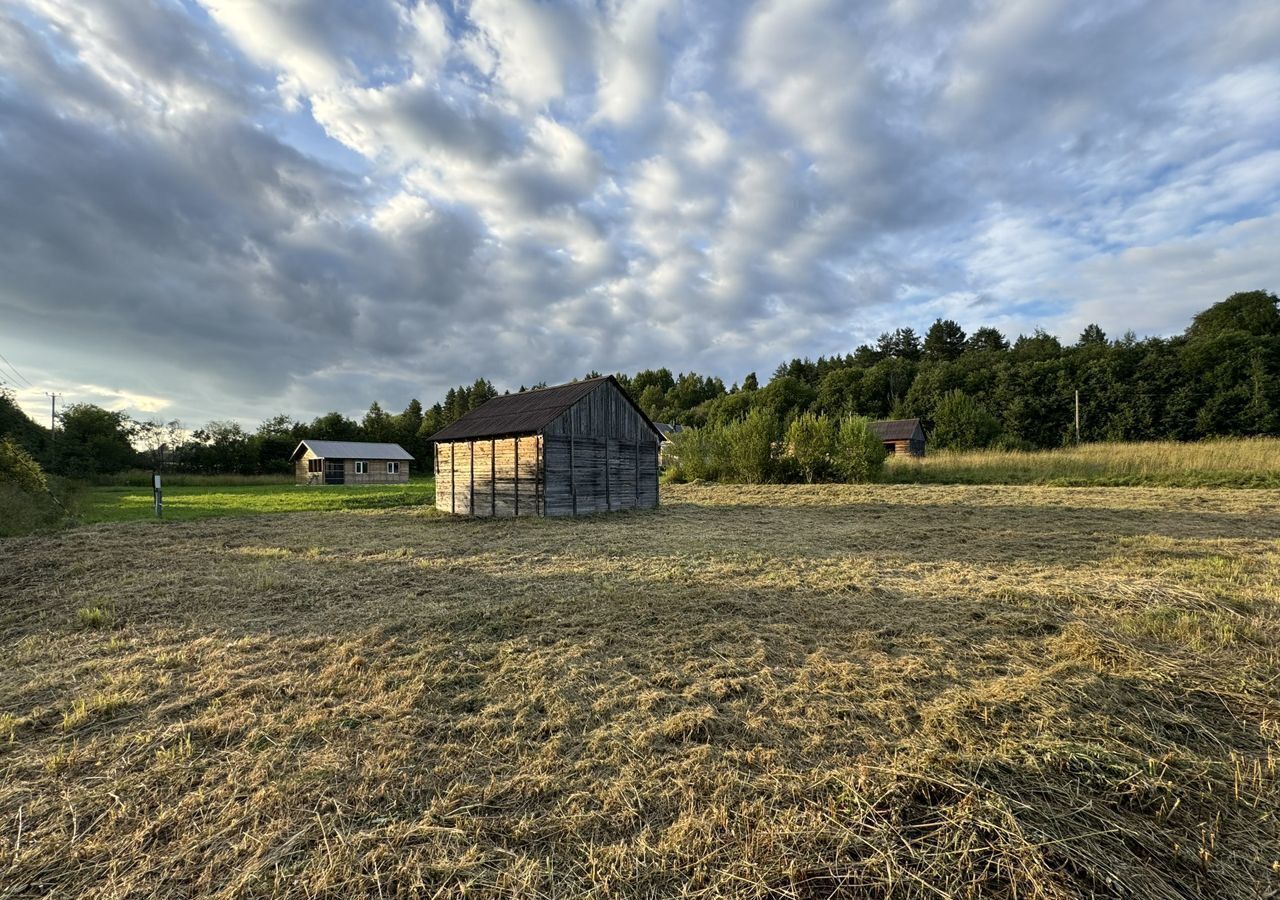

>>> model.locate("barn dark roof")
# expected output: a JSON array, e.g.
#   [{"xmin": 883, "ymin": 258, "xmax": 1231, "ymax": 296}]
[
  {"xmin": 869, "ymin": 418, "xmax": 924, "ymax": 441},
  {"xmin": 428, "ymin": 376, "xmax": 662, "ymax": 442}
]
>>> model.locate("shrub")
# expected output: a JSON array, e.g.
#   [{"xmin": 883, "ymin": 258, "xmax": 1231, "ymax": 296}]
[
  {"xmin": 834, "ymin": 416, "xmax": 888, "ymax": 482},
  {"xmin": 0, "ymin": 437, "xmax": 47, "ymax": 494},
  {"xmin": 669, "ymin": 425, "xmax": 725, "ymax": 481},
  {"xmin": 785, "ymin": 413, "xmax": 836, "ymax": 483},
  {"xmin": 0, "ymin": 439, "xmax": 72, "ymax": 536},
  {"xmin": 932, "ymin": 390, "xmax": 1001, "ymax": 451},
  {"xmin": 722, "ymin": 409, "xmax": 778, "ymax": 483}
]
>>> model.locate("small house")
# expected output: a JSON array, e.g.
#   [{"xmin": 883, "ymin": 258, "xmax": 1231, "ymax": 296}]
[
  {"xmin": 870, "ymin": 418, "xmax": 926, "ymax": 457},
  {"xmin": 653, "ymin": 422, "xmax": 685, "ymax": 468},
  {"xmin": 291, "ymin": 439, "xmax": 414, "ymax": 484},
  {"xmin": 428, "ymin": 376, "xmax": 662, "ymax": 517}
]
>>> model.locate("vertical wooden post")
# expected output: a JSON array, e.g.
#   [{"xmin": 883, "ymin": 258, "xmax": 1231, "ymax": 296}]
[
  {"xmin": 469, "ymin": 440, "xmax": 475, "ymax": 516},
  {"xmin": 514, "ymin": 437, "xmax": 520, "ymax": 517},
  {"xmin": 538, "ymin": 435, "xmax": 545, "ymax": 516},
  {"xmin": 450, "ymin": 444, "xmax": 456, "ymax": 514},
  {"xmin": 605, "ymin": 439, "xmax": 611, "ymax": 511},
  {"xmin": 1074, "ymin": 390, "xmax": 1081, "ymax": 443},
  {"xmin": 490, "ymin": 438, "xmax": 496, "ymax": 516},
  {"xmin": 634, "ymin": 440, "xmax": 639, "ymax": 507},
  {"xmin": 569, "ymin": 417, "xmax": 577, "ymax": 516}
]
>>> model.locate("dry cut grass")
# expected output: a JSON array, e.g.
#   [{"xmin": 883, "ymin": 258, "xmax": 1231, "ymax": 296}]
[
  {"xmin": 882, "ymin": 437, "xmax": 1280, "ymax": 487},
  {"xmin": 1, "ymin": 484, "xmax": 1279, "ymax": 898}
]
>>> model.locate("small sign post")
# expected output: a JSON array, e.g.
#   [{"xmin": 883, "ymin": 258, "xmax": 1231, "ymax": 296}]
[{"xmin": 153, "ymin": 472, "xmax": 163, "ymax": 519}]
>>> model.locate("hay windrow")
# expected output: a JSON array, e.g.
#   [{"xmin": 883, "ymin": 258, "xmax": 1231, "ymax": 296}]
[{"xmin": 1, "ymin": 484, "xmax": 1278, "ymax": 898}]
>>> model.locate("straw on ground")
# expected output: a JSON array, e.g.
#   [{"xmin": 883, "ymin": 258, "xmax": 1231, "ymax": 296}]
[{"xmin": 1, "ymin": 483, "xmax": 1277, "ymax": 898}]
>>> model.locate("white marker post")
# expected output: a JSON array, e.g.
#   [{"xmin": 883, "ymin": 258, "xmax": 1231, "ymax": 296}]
[{"xmin": 153, "ymin": 472, "xmax": 163, "ymax": 519}]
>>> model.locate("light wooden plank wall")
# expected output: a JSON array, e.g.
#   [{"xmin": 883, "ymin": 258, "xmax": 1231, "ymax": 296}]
[{"xmin": 435, "ymin": 436, "xmax": 541, "ymax": 516}]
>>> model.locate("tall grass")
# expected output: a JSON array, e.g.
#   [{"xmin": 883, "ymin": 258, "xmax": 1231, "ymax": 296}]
[{"xmin": 882, "ymin": 437, "xmax": 1280, "ymax": 487}]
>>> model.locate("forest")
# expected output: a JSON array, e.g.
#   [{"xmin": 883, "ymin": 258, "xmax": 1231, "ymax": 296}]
[{"xmin": 2, "ymin": 290, "xmax": 1276, "ymax": 478}]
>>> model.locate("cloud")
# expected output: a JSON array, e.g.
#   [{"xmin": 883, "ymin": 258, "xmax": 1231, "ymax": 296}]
[{"xmin": 0, "ymin": 0, "xmax": 1277, "ymax": 428}]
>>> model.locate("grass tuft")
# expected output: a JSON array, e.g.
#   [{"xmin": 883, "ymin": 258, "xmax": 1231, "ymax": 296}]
[{"xmin": 76, "ymin": 604, "xmax": 113, "ymax": 629}]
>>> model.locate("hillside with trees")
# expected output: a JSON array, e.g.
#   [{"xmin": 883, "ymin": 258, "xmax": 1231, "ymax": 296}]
[{"xmin": 1, "ymin": 291, "xmax": 1276, "ymax": 478}]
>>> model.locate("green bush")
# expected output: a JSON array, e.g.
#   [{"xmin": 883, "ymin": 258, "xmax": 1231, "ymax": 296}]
[
  {"xmin": 932, "ymin": 390, "xmax": 1001, "ymax": 451},
  {"xmin": 1, "ymin": 437, "xmax": 47, "ymax": 494},
  {"xmin": 669, "ymin": 425, "xmax": 725, "ymax": 481},
  {"xmin": 722, "ymin": 409, "xmax": 778, "ymax": 482},
  {"xmin": 0, "ymin": 438, "xmax": 73, "ymax": 536},
  {"xmin": 785, "ymin": 413, "xmax": 836, "ymax": 483},
  {"xmin": 834, "ymin": 416, "xmax": 887, "ymax": 482}
]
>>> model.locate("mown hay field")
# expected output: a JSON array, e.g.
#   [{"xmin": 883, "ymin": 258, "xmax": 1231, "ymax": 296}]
[{"xmin": 1, "ymin": 484, "xmax": 1278, "ymax": 898}]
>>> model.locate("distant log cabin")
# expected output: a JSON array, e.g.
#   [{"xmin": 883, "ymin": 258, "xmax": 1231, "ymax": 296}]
[
  {"xmin": 870, "ymin": 418, "xmax": 926, "ymax": 457},
  {"xmin": 291, "ymin": 439, "xmax": 414, "ymax": 484},
  {"xmin": 428, "ymin": 376, "xmax": 662, "ymax": 517}
]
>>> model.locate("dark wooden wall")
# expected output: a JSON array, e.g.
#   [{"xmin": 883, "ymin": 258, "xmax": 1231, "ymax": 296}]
[
  {"xmin": 543, "ymin": 436, "xmax": 658, "ymax": 516},
  {"xmin": 542, "ymin": 381, "xmax": 656, "ymax": 443}
]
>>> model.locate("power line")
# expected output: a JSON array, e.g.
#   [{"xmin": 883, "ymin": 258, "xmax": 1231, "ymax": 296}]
[{"xmin": 0, "ymin": 350, "xmax": 33, "ymax": 388}]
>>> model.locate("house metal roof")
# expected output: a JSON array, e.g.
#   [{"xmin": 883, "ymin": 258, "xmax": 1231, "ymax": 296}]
[
  {"xmin": 290, "ymin": 439, "xmax": 415, "ymax": 461},
  {"xmin": 428, "ymin": 375, "xmax": 663, "ymax": 442},
  {"xmin": 869, "ymin": 418, "xmax": 925, "ymax": 441}
]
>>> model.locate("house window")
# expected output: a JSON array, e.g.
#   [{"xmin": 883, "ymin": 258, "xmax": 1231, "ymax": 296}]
[
  {"xmin": 307, "ymin": 458, "xmax": 322, "ymax": 473},
  {"xmin": 354, "ymin": 460, "xmax": 368, "ymax": 474},
  {"xmin": 387, "ymin": 461, "xmax": 399, "ymax": 474}
]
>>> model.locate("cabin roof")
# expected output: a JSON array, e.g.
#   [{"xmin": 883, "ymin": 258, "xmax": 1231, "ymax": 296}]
[
  {"xmin": 653, "ymin": 422, "xmax": 685, "ymax": 442},
  {"xmin": 869, "ymin": 418, "xmax": 925, "ymax": 441},
  {"xmin": 290, "ymin": 439, "xmax": 414, "ymax": 461},
  {"xmin": 428, "ymin": 375, "xmax": 663, "ymax": 442}
]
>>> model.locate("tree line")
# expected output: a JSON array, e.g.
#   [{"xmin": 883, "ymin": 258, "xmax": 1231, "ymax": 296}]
[{"xmin": 2, "ymin": 290, "xmax": 1276, "ymax": 479}]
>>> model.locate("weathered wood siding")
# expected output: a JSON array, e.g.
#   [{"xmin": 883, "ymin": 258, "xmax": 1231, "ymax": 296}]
[
  {"xmin": 295, "ymin": 450, "xmax": 411, "ymax": 484},
  {"xmin": 542, "ymin": 380, "xmax": 659, "ymax": 516},
  {"xmin": 434, "ymin": 436, "xmax": 542, "ymax": 516},
  {"xmin": 883, "ymin": 437, "xmax": 926, "ymax": 457},
  {"xmin": 542, "ymin": 382, "xmax": 656, "ymax": 443},
  {"xmin": 542, "ymin": 436, "xmax": 657, "ymax": 516},
  {"xmin": 342, "ymin": 459, "xmax": 411, "ymax": 484},
  {"xmin": 433, "ymin": 380, "xmax": 660, "ymax": 517}
]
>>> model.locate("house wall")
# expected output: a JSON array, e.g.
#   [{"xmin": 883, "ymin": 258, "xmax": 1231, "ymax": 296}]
[
  {"xmin": 883, "ymin": 439, "xmax": 926, "ymax": 458},
  {"xmin": 341, "ymin": 458, "xmax": 411, "ymax": 484},
  {"xmin": 295, "ymin": 449, "xmax": 411, "ymax": 484},
  {"xmin": 295, "ymin": 447, "xmax": 320, "ymax": 483},
  {"xmin": 434, "ymin": 436, "xmax": 542, "ymax": 516}
]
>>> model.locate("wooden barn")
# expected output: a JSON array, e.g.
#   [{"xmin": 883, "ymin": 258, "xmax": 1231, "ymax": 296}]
[
  {"xmin": 870, "ymin": 418, "xmax": 927, "ymax": 457},
  {"xmin": 291, "ymin": 439, "xmax": 414, "ymax": 484},
  {"xmin": 428, "ymin": 376, "xmax": 662, "ymax": 517}
]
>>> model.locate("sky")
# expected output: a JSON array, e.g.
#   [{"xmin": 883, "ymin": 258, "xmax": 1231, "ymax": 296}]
[{"xmin": 1, "ymin": 0, "xmax": 1278, "ymax": 429}]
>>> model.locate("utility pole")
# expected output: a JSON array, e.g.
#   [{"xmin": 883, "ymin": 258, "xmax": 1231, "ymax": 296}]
[
  {"xmin": 44, "ymin": 392, "xmax": 61, "ymax": 440},
  {"xmin": 1074, "ymin": 390, "xmax": 1080, "ymax": 443}
]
